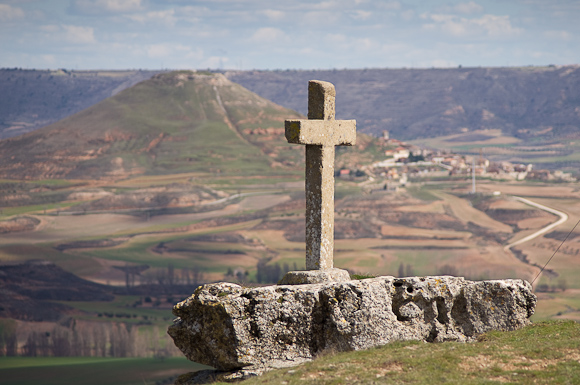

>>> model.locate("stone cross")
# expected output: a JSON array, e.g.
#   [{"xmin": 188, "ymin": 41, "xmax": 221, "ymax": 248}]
[{"xmin": 280, "ymin": 80, "xmax": 356, "ymax": 284}]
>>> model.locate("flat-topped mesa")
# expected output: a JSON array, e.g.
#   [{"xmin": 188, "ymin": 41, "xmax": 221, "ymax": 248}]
[{"xmin": 280, "ymin": 80, "xmax": 356, "ymax": 285}]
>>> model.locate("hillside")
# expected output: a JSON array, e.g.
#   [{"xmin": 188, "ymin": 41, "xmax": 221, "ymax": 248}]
[
  {"xmin": 202, "ymin": 321, "xmax": 579, "ymax": 385},
  {"xmin": 0, "ymin": 69, "xmax": 163, "ymax": 139},
  {"xmin": 0, "ymin": 260, "xmax": 113, "ymax": 321},
  {"xmin": 226, "ymin": 66, "xmax": 580, "ymax": 142},
  {"xmin": 0, "ymin": 71, "xmax": 303, "ymax": 180}
]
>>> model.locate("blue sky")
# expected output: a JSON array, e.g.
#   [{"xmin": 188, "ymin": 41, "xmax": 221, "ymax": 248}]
[{"xmin": 1, "ymin": 0, "xmax": 578, "ymax": 70}]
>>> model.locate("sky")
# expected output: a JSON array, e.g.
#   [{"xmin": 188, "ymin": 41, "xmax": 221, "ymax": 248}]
[{"xmin": 1, "ymin": 0, "xmax": 579, "ymax": 70}]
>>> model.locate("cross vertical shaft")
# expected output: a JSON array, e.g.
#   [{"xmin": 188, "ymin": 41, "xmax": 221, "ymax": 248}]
[
  {"xmin": 305, "ymin": 145, "xmax": 335, "ymax": 269},
  {"xmin": 305, "ymin": 81, "xmax": 336, "ymax": 269},
  {"xmin": 280, "ymin": 80, "xmax": 356, "ymax": 284}
]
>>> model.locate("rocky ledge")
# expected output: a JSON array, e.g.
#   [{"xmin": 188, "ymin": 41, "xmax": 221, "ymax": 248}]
[{"xmin": 168, "ymin": 276, "xmax": 536, "ymax": 381}]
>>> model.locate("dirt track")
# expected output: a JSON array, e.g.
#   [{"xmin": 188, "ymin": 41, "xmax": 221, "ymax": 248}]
[{"xmin": 505, "ymin": 197, "xmax": 568, "ymax": 251}]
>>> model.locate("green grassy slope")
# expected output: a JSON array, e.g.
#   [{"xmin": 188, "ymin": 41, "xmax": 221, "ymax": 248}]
[{"xmin": 212, "ymin": 320, "xmax": 580, "ymax": 385}]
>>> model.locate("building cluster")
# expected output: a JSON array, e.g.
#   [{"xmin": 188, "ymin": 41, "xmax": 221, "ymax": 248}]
[{"xmin": 348, "ymin": 130, "xmax": 577, "ymax": 187}]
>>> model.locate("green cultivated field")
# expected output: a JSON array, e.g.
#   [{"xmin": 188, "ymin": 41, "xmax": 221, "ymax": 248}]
[{"xmin": 0, "ymin": 357, "xmax": 209, "ymax": 385}]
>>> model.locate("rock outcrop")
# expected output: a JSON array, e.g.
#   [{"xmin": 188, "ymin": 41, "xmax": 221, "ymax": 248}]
[{"xmin": 168, "ymin": 275, "xmax": 536, "ymax": 377}]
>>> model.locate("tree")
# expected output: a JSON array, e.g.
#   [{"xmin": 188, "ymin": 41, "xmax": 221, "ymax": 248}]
[
  {"xmin": 438, "ymin": 264, "xmax": 459, "ymax": 276},
  {"xmin": 167, "ymin": 263, "xmax": 175, "ymax": 288},
  {"xmin": 256, "ymin": 259, "xmax": 282, "ymax": 283},
  {"xmin": 23, "ymin": 333, "xmax": 38, "ymax": 357},
  {"xmin": 557, "ymin": 279, "xmax": 568, "ymax": 292},
  {"xmin": 5, "ymin": 332, "xmax": 17, "ymax": 356},
  {"xmin": 398, "ymin": 263, "xmax": 405, "ymax": 278},
  {"xmin": 51, "ymin": 327, "xmax": 71, "ymax": 357}
]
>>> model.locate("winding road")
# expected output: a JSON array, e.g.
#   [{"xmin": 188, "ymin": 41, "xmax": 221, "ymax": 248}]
[{"xmin": 503, "ymin": 196, "xmax": 568, "ymax": 251}]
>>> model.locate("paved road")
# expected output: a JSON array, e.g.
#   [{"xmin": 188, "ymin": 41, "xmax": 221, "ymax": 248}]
[{"xmin": 504, "ymin": 196, "xmax": 568, "ymax": 251}]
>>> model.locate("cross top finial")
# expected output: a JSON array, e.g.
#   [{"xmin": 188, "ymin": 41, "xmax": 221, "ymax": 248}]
[
  {"xmin": 308, "ymin": 80, "xmax": 335, "ymax": 120},
  {"xmin": 279, "ymin": 80, "xmax": 357, "ymax": 285}
]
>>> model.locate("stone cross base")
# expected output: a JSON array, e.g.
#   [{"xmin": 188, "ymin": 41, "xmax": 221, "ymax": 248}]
[
  {"xmin": 168, "ymin": 276, "xmax": 537, "ymax": 380},
  {"xmin": 278, "ymin": 268, "xmax": 350, "ymax": 285}
]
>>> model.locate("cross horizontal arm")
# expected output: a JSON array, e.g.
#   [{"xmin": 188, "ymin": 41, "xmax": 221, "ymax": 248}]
[{"xmin": 285, "ymin": 119, "xmax": 356, "ymax": 146}]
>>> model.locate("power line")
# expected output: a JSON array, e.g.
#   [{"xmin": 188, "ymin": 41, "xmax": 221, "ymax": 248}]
[{"xmin": 531, "ymin": 218, "xmax": 580, "ymax": 285}]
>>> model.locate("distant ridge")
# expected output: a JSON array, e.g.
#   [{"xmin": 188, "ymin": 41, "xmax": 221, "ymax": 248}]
[
  {"xmin": 0, "ymin": 71, "xmax": 302, "ymax": 180},
  {"xmin": 226, "ymin": 65, "xmax": 580, "ymax": 142},
  {"xmin": 0, "ymin": 69, "xmax": 163, "ymax": 139}
]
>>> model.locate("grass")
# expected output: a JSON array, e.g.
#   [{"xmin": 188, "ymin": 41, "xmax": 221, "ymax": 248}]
[
  {"xmin": 223, "ymin": 320, "xmax": 580, "ymax": 385},
  {"xmin": 0, "ymin": 357, "xmax": 209, "ymax": 385},
  {"xmin": 533, "ymin": 290, "xmax": 580, "ymax": 321},
  {"xmin": 406, "ymin": 185, "xmax": 441, "ymax": 202},
  {"xmin": 60, "ymin": 295, "xmax": 177, "ymax": 325}
]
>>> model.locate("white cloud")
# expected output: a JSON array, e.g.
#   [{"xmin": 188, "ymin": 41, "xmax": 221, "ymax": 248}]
[
  {"xmin": 70, "ymin": 0, "xmax": 143, "ymax": 15},
  {"xmin": 423, "ymin": 13, "xmax": 522, "ymax": 38},
  {"xmin": 251, "ymin": 27, "xmax": 287, "ymax": 44},
  {"xmin": 39, "ymin": 24, "xmax": 97, "ymax": 44},
  {"xmin": 324, "ymin": 33, "xmax": 380, "ymax": 54},
  {"xmin": 429, "ymin": 59, "xmax": 457, "ymax": 68},
  {"xmin": 262, "ymin": 9, "xmax": 284, "ymax": 20},
  {"xmin": 302, "ymin": 10, "xmax": 340, "ymax": 26},
  {"xmin": 453, "ymin": 2, "xmax": 484, "ymax": 15},
  {"xmin": 379, "ymin": 2, "xmax": 401, "ymax": 11},
  {"xmin": 39, "ymin": 25, "xmax": 61, "ymax": 33},
  {"xmin": 544, "ymin": 30, "xmax": 570, "ymax": 40},
  {"xmin": 310, "ymin": 1, "xmax": 340, "ymax": 11},
  {"xmin": 400, "ymin": 9, "xmax": 414, "ymax": 21},
  {"xmin": 475, "ymin": 14, "xmax": 522, "ymax": 37},
  {"xmin": 352, "ymin": 10, "xmax": 372, "ymax": 20},
  {"xmin": 146, "ymin": 43, "xmax": 204, "ymax": 63},
  {"xmin": 0, "ymin": 4, "xmax": 25, "ymax": 21},
  {"xmin": 62, "ymin": 25, "xmax": 97, "ymax": 44},
  {"xmin": 41, "ymin": 54, "xmax": 57, "ymax": 65},
  {"xmin": 200, "ymin": 56, "xmax": 229, "ymax": 69},
  {"xmin": 127, "ymin": 9, "xmax": 176, "ymax": 25},
  {"xmin": 147, "ymin": 44, "xmax": 171, "ymax": 58}
]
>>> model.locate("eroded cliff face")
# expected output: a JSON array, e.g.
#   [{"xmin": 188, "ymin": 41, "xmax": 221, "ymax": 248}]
[{"xmin": 168, "ymin": 276, "xmax": 536, "ymax": 373}]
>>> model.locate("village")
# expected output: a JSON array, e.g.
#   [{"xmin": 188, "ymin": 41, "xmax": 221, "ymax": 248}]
[{"xmin": 337, "ymin": 130, "xmax": 577, "ymax": 190}]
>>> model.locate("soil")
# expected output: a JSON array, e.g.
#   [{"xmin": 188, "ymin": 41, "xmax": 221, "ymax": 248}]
[{"xmin": 0, "ymin": 216, "xmax": 40, "ymax": 233}]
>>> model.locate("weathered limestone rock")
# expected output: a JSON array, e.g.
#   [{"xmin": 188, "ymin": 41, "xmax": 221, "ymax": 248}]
[
  {"xmin": 278, "ymin": 268, "xmax": 350, "ymax": 285},
  {"xmin": 168, "ymin": 275, "xmax": 536, "ymax": 374}
]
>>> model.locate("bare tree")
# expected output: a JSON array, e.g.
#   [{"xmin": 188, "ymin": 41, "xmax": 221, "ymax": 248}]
[
  {"xmin": 5, "ymin": 332, "xmax": 17, "ymax": 356},
  {"xmin": 93, "ymin": 324, "xmax": 107, "ymax": 357},
  {"xmin": 167, "ymin": 263, "xmax": 175, "ymax": 288},
  {"xmin": 51, "ymin": 327, "xmax": 71, "ymax": 357},
  {"xmin": 438, "ymin": 264, "xmax": 459, "ymax": 276},
  {"xmin": 23, "ymin": 332, "xmax": 38, "ymax": 357}
]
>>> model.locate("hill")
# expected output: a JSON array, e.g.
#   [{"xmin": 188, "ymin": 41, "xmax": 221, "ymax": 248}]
[
  {"xmin": 0, "ymin": 260, "xmax": 113, "ymax": 321},
  {"xmin": 202, "ymin": 320, "xmax": 579, "ymax": 385},
  {"xmin": 0, "ymin": 71, "xmax": 303, "ymax": 180},
  {"xmin": 225, "ymin": 66, "xmax": 580, "ymax": 142},
  {"xmin": 0, "ymin": 69, "xmax": 163, "ymax": 139}
]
